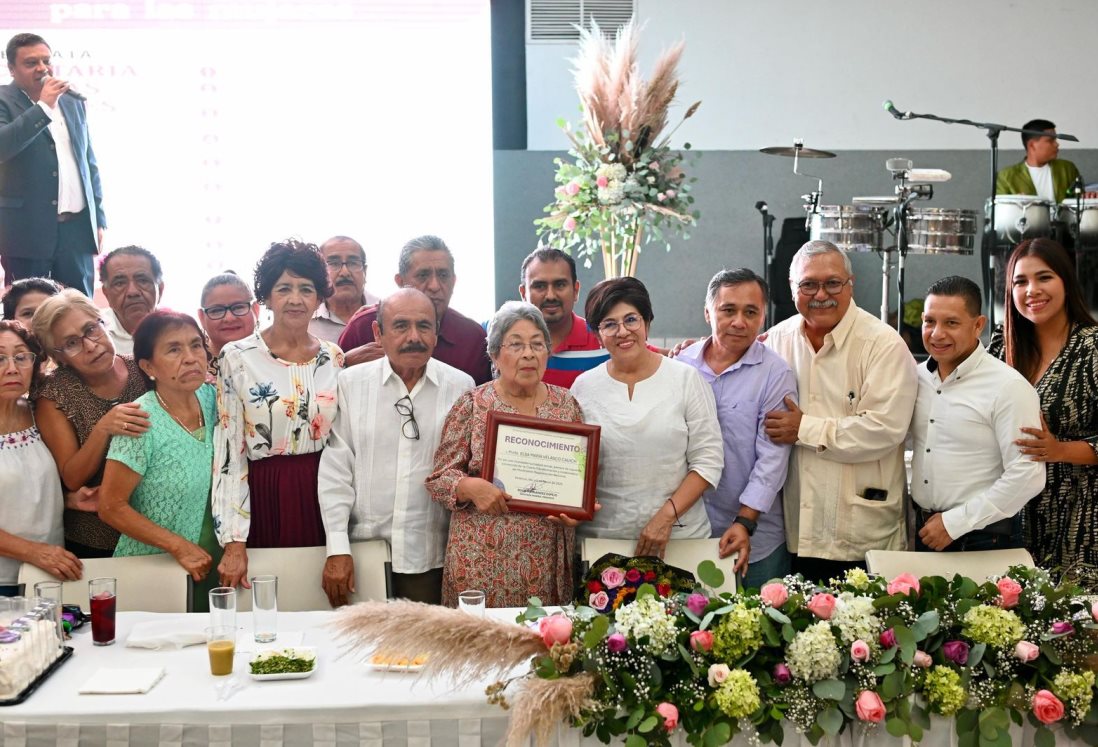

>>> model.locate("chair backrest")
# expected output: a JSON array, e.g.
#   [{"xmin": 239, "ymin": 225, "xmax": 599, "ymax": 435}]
[
  {"xmin": 580, "ymin": 537, "xmax": 738, "ymax": 596},
  {"xmin": 864, "ymin": 548, "xmax": 1035, "ymax": 582},
  {"xmin": 18, "ymin": 554, "xmax": 191, "ymax": 613},
  {"xmin": 234, "ymin": 541, "xmax": 392, "ymax": 612}
]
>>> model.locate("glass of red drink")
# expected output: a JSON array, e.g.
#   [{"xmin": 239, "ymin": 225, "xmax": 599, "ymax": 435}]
[{"xmin": 89, "ymin": 577, "xmax": 117, "ymax": 646}]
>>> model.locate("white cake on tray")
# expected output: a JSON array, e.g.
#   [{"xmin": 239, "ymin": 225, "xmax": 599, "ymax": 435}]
[{"xmin": 0, "ymin": 619, "xmax": 63, "ymax": 701}]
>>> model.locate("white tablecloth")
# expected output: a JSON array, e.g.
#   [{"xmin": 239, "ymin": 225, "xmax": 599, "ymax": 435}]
[{"xmin": 0, "ymin": 610, "xmax": 1084, "ymax": 746}]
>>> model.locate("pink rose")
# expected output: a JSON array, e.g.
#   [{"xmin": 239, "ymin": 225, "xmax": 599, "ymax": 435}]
[
  {"xmin": 650, "ymin": 703, "xmax": 676, "ymax": 733},
  {"xmin": 606, "ymin": 633, "xmax": 627, "ymax": 653},
  {"xmin": 887, "ymin": 573, "xmax": 921, "ymax": 597},
  {"xmin": 850, "ymin": 640, "xmax": 871, "ymax": 662},
  {"xmin": 879, "ymin": 628, "xmax": 897, "ymax": 649},
  {"xmin": 1014, "ymin": 641, "xmax": 1040, "ymax": 662},
  {"xmin": 562, "ymin": 216, "xmax": 577, "ymax": 232},
  {"xmin": 600, "ymin": 567, "xmax": 625, "ymax": 589},
  {"xmin": 1052, "ymin": 621, "xmax": 1074, "ymax": 636},
  {"xmin": 656, "ymin": 192, "xmax": 666, "ymax": 202},
  {"xmin": 996, "ymin": 577, "xmax": 1022, "ymax": 609},
  {"xmin": 649, "ymin": 161, "xmax": 660, "ymax": 171},
  {"xmin": 596, "ymin": 175, "xmax": 609, "ymax": 188},
  {"xmin": 707, "ymin": 663, "xmax": 730, "ymax": 687},
  {"xmin": 1033, "ymin": 690, "xmax": 1065, "ymax": 725},
  {"xmin": 690, "ymin": 630, "xmax": 714, "ymax": 652},
  {"xmin": 538, "ymin": 615, "xmax": 573, "ymax": 647},
  {"xmin": 855, "ymin": 690, "xmax": 886, "ymax": 723},
  {"xmin": 807, "ymin": 593, "xmax": 836, "ymax": 620},
  {"xmin": 759, "ymin": 583, "xmax": 789, "ymax": 608},
  {"xmin": 664, "ymin": 189, "xmax": 676, "ymax": 199},
  {"xmin": 565, "ymin": 180, "xmax": 581, "ymax": 196},
  {"xmin": 655, "ymin": 702, "xmax": 679, "ymax": 732},
  {"xmin": 942, "ymin": 640, "xmax": 969, "ymax": 666},
  {"xmin": 686, "ymin": 593, "xmax": 709, "ymax": 616},
  {"xmin": 773, "ymin": 663, "xmax": 792, "ymax": 686},
  {"xmin": 913, "ymin": 650, "xmax": 932, "ymax": 668},
  {"xmin": 589, "ymin": 590, "xmax": 609, "ymax": 610}
]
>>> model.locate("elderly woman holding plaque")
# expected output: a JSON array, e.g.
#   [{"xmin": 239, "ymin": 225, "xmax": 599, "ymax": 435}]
[
  {"xmin": 572, "ymin": 277, "xmax": 723, "ymax": 558},
  {"xmin": 426, "ymin": 301, "xmax": 586, "ymax": 607}
]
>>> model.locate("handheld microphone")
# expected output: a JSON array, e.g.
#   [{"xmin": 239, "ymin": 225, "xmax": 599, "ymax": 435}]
[
  {"xmin": 1074, "ymin": 175, "xmax": 1085, "ymax": 196},
  {"xmin": 41, "ymin": 73, "xmax": 86, "ymax": 102},
  {"xmin": 755, "ymin": 201, "xmax": 768, "ymax": 214},
  {"xmin": 882, "ymin": 100, "xmax": 907, "ymax": 120}
]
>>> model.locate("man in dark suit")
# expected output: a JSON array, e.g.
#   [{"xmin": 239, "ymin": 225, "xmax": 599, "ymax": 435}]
[{"xmin": 0, "ymin": 33, "xmax": 105, "ymax": 296}]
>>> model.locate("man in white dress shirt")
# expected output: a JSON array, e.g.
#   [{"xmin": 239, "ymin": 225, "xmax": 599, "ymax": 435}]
[
  {"xmin": 318, "ymin": 288, "xmax": 474, "ymax": 605},
  {"xmin": 764, "ymin": 240, "xmax": 917, "ymax": 582},
  {"xmin": 910, "ymin": 276, "xmax": 1045, "ymax": 552},
  {"xmin": 99, "ymin": 245, "xmax": 163, "ymax": 355}
]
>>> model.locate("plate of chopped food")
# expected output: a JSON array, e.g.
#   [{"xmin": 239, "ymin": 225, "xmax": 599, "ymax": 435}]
[
  {"xmin": 248, "ymin": 647, "xmax": 318, "ymax": 681},
  {"xmin": 366, "ymin": 652, "xmax": 429, "ymax": 673}
]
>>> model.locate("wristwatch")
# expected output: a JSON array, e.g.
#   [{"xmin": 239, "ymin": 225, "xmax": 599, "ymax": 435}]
[{"xmin": 733, "ymin": 516, "xmax": 757, "ymax": 536}]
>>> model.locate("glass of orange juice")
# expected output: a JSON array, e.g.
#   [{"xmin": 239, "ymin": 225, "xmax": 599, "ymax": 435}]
[{"xmin": 206, "ymin": 625, "xmax": 235, "ymax": 676}]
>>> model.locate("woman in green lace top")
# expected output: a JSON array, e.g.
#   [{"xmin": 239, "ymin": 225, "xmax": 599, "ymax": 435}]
[{"xmin": 98, "ymin": 311, "xmax": 220, "ymax": 601}]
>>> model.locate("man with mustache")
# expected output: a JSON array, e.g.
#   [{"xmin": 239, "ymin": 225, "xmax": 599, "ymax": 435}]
[
  {"xmin": 518, "ymin": 247, "xmax": 607, "ymax": 388},
  {"xmin": 318, "ymin": 288, "xmax": 474, "ymax": 605},
  {"xmin": 309, "ymin": 235, "xmax": 380, "ymax": 344},
  {"xmin": 99, "ymin": 245, "xmax": 163, "ymax": 355},
  {"xmin": 763, "ymin": 241, "xmax": 917, "ymax": 583}
]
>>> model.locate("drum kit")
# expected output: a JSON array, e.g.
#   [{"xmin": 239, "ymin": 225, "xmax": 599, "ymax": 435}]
[{"xmin": 759, "ymin": 140, "xmax": 1098, "ymax": 330}]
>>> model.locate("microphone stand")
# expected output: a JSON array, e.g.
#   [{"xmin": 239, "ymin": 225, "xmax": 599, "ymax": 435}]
[
  {"xmin": 756, "ymin": 201, "xmax": 776, "ymax": 322},
  {"xmin": 885, "ymin": 106, "xmax": 1078, "ymax": 327}
]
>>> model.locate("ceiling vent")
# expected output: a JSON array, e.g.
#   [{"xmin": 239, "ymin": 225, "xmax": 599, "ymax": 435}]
[{"xmin": 528, "ymin": 0, "xmax": 636, "ymax": 43}]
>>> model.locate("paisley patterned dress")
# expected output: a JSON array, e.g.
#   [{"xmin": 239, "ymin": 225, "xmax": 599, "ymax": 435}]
[{"xmin": 426, "ymin": 383, "xmax": 584, "ymax": 607}]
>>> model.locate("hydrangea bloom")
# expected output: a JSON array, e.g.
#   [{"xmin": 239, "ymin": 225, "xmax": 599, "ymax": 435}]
[
  {"xmin": 1053, "ymin": 669, "xmax": 1096, "ymax": 719},
  {"xmin": 844, "ymin": 568, "xmax": 871, "ymax": 590},
  {"xmin": 925, "ymin": 666, "xmax": 966, "ymax": 716},
  {"xmin": 614, "ymin": 596, "xmax": 678, "ymax": 655},
  {"xmin": 786, "ymin": 621, "xmax": 841, "ymax": 683},
  {"xmin": 962, "ymin": 604, "xmax": 1026, "ymax": 647},
  {"xmin": 711, "ymin": 602, "xmax": 764, "ymax": 662},
  {"xmin": 714, "ymin": 669, "xmax": 761, "ymax": 719},
  {"xmin": 831, "ymin": 593, "xmax": 882, "ymax": 645}
]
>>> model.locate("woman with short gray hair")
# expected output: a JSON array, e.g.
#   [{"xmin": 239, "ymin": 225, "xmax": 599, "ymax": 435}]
[{"xmin": 427, "ymin": 301, "xmax": 588, "ymax": 607}]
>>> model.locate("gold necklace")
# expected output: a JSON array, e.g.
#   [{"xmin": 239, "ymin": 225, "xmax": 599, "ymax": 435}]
[{"xmin": 155, "ymin": 391, "xmax": 204, "ymax": 440}]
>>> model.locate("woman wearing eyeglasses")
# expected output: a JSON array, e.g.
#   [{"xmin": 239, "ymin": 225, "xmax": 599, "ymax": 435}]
[
  {"xmin": 572, "ymin": 278, "xmax": 724, "ymax": 559},
  {"xmin": 427, "ymin": 301, "xmax": 586, "ymax": 607},
  {"xmin": 198, "ymin": 272, "xmax": 260, "ymax": 361},
  {"xmin": 212, "ymin": 240, "xmax": 343, "ymax": 589},
  {"xmin": 0, "ymin": 320, "xmax": 81, "ymax": 595},
  {"xmin": 31, "ymin": 289, "xmax": 150, "ymax": 558}
]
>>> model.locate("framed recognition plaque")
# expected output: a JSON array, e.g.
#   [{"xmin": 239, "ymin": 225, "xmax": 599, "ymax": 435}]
[{"xmin": 481, "ymin": 411, "xmax": 600, "ymax": 521}]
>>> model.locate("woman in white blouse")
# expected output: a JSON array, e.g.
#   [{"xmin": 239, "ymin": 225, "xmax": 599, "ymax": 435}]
[
  {"xmin": 213, "ymin": 240, "xmax": 344, "ymax": 588},
  {"xmin": 0, "ymin": 320, "xmax": 80, "ymax": 594},
  {"xmin": 572, "ymin": 277, "xmax": 723, "ymax": 558}
]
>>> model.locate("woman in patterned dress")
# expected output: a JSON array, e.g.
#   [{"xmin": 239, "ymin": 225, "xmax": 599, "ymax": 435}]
[
  {"xmin": 0, "ymin": 320, "xmax": 79, "ymax": 595},
  {"xmin": 213, "ymin": 240, "xmax": 343, "ymax": 589},
  {"xmin": 990, "ymin": 238, "xmax": 1098, "ymax": 587},
  {"xmin": 426, "ymin": 302, "xmax": 587, "ymax": 607},
  {"xmin": 32, "ymin": 290, "xmax": 150, "ymax": 558},
  {"xmin": 98, "ymin": 312, "xmax": 219, "ymax": 601}
]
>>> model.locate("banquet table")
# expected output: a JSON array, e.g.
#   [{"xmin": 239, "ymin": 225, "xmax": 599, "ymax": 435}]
[{"xmin": 0, "ymin": 609, "xmax": 1085, "ymax": 747}]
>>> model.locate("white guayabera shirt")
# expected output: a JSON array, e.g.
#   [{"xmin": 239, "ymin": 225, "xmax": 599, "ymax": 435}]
[{"xmin": 318, "ymin": 356, "xmax": 474, "ymax": 574}]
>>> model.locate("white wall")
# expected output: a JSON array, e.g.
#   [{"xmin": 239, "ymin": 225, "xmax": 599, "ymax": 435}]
[{"xmin": 527, "ymin": 0, "xmax": 1098, "ymax": 152}]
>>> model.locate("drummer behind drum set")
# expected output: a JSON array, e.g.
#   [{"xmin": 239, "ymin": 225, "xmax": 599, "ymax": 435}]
[{"xmin": 994, "ymin": 119, "xmax": 1092, "ymax": 202}]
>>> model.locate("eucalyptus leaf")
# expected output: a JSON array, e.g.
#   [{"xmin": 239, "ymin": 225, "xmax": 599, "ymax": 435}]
[
  {"xmin": 625, "ymin": 735, "xmax": 646, "ymax": 747},
  {"xmin": 697, "ymin": 559, "xmax": 725, "ymax": 589},
  {"xmin": 811, "ymin": 679, "xmax": 845, "ymax": 701},
  {"xmin": 885, "ymin": 718, "xmax": 908, "ymax": 738},
  {"xmin": 765, "ymin": 606, "xmax": 791, "ymax": 625},
  {"xmin": 1034, "ymin": 725, "xmax": 1055, "ymax": 747},
  {"xmin": 817, "ymin": 706, "xmax": 843, "ymax": 736},
  {"xmin": 638, "ymin": 715, "xmax": 658, "ymax": 734},
  {"xmin": 704, "ymin": 722, "xmax": 732, "ymax": 747}
]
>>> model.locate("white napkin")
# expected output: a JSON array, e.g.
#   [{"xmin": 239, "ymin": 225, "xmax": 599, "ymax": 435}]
[
  {"xmin": 79, "ymin": 667, "xmax": 166, "ymax": 694},
  {"xmin": 126, "ymin": 619, "xmax": 207, "ymax": 650}
]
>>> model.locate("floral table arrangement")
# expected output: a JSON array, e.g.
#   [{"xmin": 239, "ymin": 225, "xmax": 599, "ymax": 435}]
[
  {"xmin": 333, "ymin": 563, "xmax": 1098, "ymax": 747},
  {"xmin": 534, "ymin": 20, "xmax": 701, "ymax": 279}
]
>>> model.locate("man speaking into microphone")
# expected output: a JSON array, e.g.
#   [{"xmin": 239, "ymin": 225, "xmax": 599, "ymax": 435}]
[{"xmin": 0, "ymin": 33, "xmax": 106, "ymax": 296}]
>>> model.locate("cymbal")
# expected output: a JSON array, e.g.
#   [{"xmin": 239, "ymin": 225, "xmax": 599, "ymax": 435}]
[
  {"xmin": 853, "ymin": 195, "xmax": 901, "ymax": 205},
  {"xmin": 760, "ymin": 145, "xmax": 836, "ymax": 159}
]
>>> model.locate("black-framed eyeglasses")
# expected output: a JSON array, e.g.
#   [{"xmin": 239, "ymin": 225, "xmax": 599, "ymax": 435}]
[
  {"xmin": 394, "ymin": 395, "xmax": 420, "ymax": 440},
  {"xmin": 53, "ymin": 319, "xmax": 106, "ymax": 357},
  {"xmin": 325, "ymin": 258, "xmax": 365, "ymax": 271},
  {"xmin": 795, "ymin": 278, "xmax": 852, "ymax": 297},
  {"xmin": 202, "ymin": 302, "xmax": 253, "ymax": 320},
  {"xmin": 0, "ymin": 352, "xmax": 36, "ymax": 369}
]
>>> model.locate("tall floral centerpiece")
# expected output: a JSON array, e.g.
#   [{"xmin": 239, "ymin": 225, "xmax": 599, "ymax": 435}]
[{"xmin": 535, "ymin": 21, "xmax": 701, "ymax": 279}]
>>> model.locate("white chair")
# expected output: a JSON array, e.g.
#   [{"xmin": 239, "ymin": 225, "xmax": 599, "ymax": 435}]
[
  {"xmin": 864, "ymin": 548, "xmax": 1034, "ymax": 582},
  {"xmin": 234, "ymin": 540, "xmax": 392, "ymax": 612},
  {"xmin": 18, "ymin": 554, "xmax": 191, "ymax": 612},
  {"xmin": 580, "ymin": 537, "xmax": 738, "ymax": 596}
]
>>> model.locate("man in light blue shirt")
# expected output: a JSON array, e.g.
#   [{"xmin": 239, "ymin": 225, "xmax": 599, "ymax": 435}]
[{"xmin": 678, "ymin": 268, "xmax": 798, "ymax": 589}]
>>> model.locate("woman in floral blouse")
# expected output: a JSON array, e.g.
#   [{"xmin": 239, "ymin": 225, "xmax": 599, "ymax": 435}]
[
  {"xmin": 426, "ymin": 302, "xmax": 589, "ymax": 607},
  {"xmin": 212, "ymin": 240, "xmax": 343, "ymax": 588}
]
